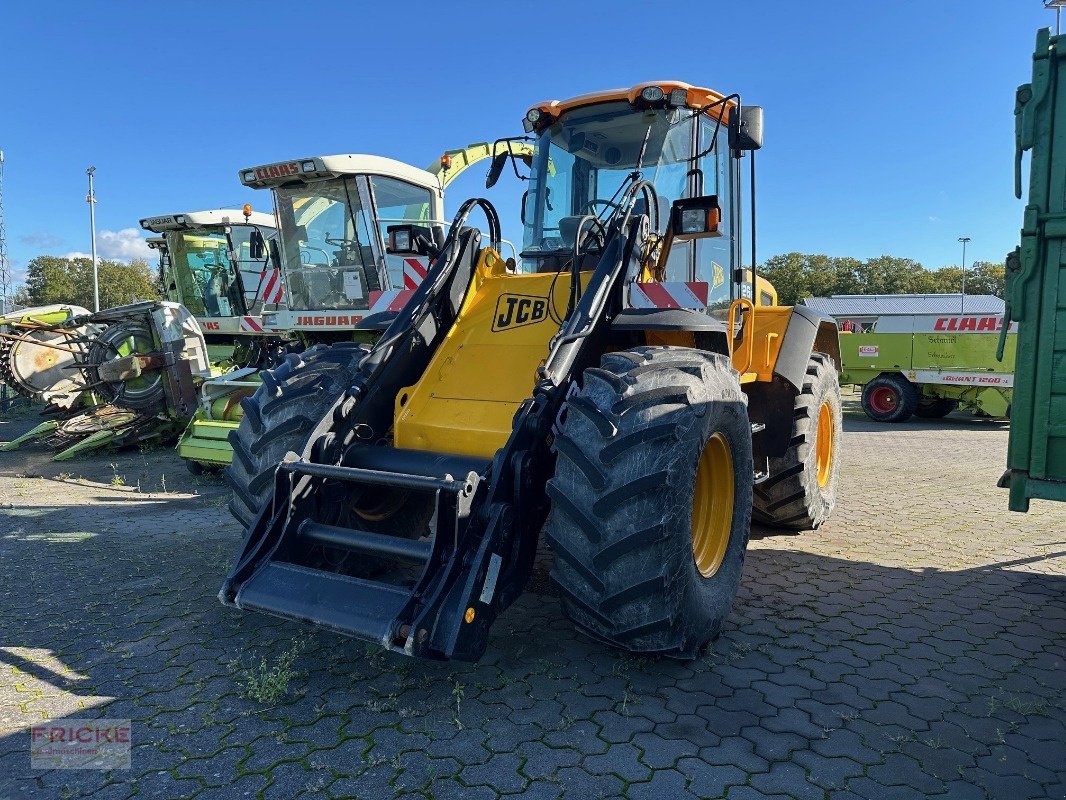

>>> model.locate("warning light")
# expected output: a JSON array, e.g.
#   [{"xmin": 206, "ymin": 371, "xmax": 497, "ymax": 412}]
[
  {"xmin": 464, "ymin": 607, "xmax": 476, "ymax": 624},
  {"xmin": 242, "ymin": 204, "xmax": 252, "ymax": 220},
  {"xmin": 440, "ymin": 154, "xmax": 452, "ymax": 170}
]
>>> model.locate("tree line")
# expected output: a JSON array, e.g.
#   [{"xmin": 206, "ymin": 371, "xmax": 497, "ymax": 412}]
[
  {"xmin": 13, "ymin": 255, "xmax": 161, "ymax": 311},
  {"xmin": 758, "ymin": 253, "xmax": 1006, "ymax": 307},
  {"xmin": 10, "ymin": 251, "xmax": 1005, "ymax": 313}
]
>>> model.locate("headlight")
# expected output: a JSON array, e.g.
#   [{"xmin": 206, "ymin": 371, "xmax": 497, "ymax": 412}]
[
  {"xmin": 174, "ymin": 215, "xmax": 186, "ymax": 225},
  {"xmin": 641, "ymin": 86, "xmax": 665, "ymax": 103},
  {"xmin": 242, "ymin": 171, "xmax": 256, "ymax": 183},
  {"xmin": 300, "ymin": 160, "xmax": 315, "ymax": 172},
  {"xmin": 680, "ymin": 208, "xmax": 706, "ymax": 234},
  {"xmin": 526, "ymin": 108, "xmax": 542, "ymax": 124}
]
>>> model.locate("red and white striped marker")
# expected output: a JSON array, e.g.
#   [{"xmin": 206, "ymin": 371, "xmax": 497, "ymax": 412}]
[
  {"xmin": 258, "ymin": 267, "xmax": 284, "ymax": 305},
  {"xmin": 368, "ymin": 289, "xmax": 415, "ymax": 314},
  {"xmin": 239, "ymin": 316, "xmax": 265, "ymax": 333},
  {"xmin": 403, "ymin": 258, "xmax": 428, "ymax": 290},
  {"xmin": 629, "ymin": 282, "xmax": 709, "ymax": 310}
]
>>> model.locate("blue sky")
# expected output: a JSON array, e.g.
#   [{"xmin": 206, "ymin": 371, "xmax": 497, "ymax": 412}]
[{"xmin": 0, "ymin": 1, "xmax": 1053, "ymax": 287}]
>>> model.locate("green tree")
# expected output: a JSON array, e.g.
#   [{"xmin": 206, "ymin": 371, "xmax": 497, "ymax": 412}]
[
  {"xmin": 929, "ymin": 266, "xmax": 964, "ymax": 294},
  {"xmin": 759, "ymin": 253, "xmax": 864, "ymax": 305},
  {"xmin": 965, "ymin": 260, "xmax": 1006, "ymax": 298},
  {"xmin": 23, "ymin": 256, "xmax": 160, "ymax": 310}
]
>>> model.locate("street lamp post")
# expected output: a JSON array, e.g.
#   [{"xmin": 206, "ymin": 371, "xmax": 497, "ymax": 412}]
[
  {"xmin": 1046, "ymin": 0, "xmax": 1066, "ymax": 34},
  {"xmin": 86, "ymin": 166, "xmax": 99, "ymax": 312},
  {"xmin": 958, "ymin": 236, "xmax": 971, "ymax": 313}
]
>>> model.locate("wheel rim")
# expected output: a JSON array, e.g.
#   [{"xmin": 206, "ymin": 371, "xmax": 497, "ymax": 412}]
[
  {"xmin": 816, "ymin": 400, "xmax": 834, "ymax": 488},
  {"xmin": 868, "ymin": 386, "xmax": 897, "ymax": 414},
  {"xmin": 691, "ymin": 432, "xmax": 734, "ymax": 578}
]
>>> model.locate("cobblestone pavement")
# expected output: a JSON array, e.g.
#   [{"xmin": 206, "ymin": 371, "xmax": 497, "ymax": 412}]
[{"xmin": 0, "ymin": 398, "xmax": 1064, "ymax": 800}]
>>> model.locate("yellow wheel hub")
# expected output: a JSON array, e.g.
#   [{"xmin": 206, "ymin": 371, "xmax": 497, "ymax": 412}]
[
  {"xmin": 816, "ymin": 400, "xmax": 834, "ymax": 488},
  {"xmin": 691, "ymin": 432, "xmax": 734, "ymax": 578}
]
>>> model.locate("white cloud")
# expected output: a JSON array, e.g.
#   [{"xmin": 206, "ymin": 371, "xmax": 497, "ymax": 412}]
[
  {"xmin": 64, "ymin": 228, "xmax": 155, "ymax": 263},
  {"xmin": 98, "ymin": 228, "xmax": 156, "ymax": 262}
]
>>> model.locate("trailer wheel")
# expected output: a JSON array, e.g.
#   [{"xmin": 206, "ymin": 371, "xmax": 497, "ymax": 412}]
[
  {"xmin": 861, "ymin": 373, "xmax": 918, "ymax": 423},
  {"xmin": 544, "ymin": 346, "xmax": 753, "ymax": 658},
  {"xmin": 915, "ymin": 397, "xmax": 958, "ymax": 419},
  {"xmin": 752, "ymin": 353, "xmax": 842, "ymax": 530},
  {"xmin": 224, "ymin": 342, "xmax": 368, "ymax": 528}
]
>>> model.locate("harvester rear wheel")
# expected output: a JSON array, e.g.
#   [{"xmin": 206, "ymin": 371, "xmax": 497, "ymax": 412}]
[
  {"xmin": 861, "ymin": 373, "xmax": 918, "ymax": 423},
  {"xmin": 224, "ymin": 343, "xmax": 368, "ymax": 528},
  {"xmin": 545, "ymin": 346, "xmax": 753, "ymax": 658},
  {"xmin": 915, "ymin": 397, "xmax": 958, "ymax": 419},
  {"xmin": 752, "ymin": 352, "xmax": 842, "ymax": 530}
]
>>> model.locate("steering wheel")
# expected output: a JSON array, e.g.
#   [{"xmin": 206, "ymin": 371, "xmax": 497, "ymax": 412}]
[{"xmin": 583, "ymin": 199, "xmax": 621, "ymax": 216}]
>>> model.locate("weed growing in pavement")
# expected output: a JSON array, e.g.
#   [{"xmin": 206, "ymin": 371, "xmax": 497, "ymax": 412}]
[
  {"xmin": 109, "ymin": 464, "xmax": 126, "ymax": 487},
  {"xmin": 235, "ymin": 638, "xmax": 306, "ymax": 704},
  {"xmin": 1001, "ymin": 694, "xmax": 1049, "ymax": 716}
]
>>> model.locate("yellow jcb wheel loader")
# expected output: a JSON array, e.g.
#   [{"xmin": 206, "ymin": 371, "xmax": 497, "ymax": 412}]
[{"xmin": 220, "ymin": 82, "xmax": 842, "ymax": 661}]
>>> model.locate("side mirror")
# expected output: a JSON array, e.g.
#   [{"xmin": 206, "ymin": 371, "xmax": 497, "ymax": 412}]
[
  {"xmin": 485, "ymin": 152, "xmax": 509, "ymax": 189},
  {"xmin": 386, "ymin": 224, "xmax": 440, "ymax": 257},
  {"xmin": 728, "ymin": 105, "xmax": 764, "ymax": 151},
  {"xmin": 249, "ymin": 228, "xmax": 265, "ymax": 260},
  {"xmin": 668, "ymin": 195, "xmax": 722, "ymax": 240}
]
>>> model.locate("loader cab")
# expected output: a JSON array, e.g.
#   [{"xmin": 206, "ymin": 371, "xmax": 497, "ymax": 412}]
[
  {"xmin": 139, "ymin": 210, "xmax": 280, "ymax": 324},
  {"xmin": 521, "ymin": 84, "xmax": 746, "ymax": 311},
  {"xmin": 240, "ymin": 155, "xmax": 445, "ymax": 334}
]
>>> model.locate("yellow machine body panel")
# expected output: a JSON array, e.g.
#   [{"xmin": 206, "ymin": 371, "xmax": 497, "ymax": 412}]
[
  {"xmin": 394, "ymin": 251, "xmax": 585, "ymax": 458},
  {"xmin": 732, "ymin": 306, "xmax": 793, "ymax": 381}
]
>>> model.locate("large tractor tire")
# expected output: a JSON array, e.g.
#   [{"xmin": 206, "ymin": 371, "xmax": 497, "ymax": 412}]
[
  {"xmin": 224, "ymin": 343, "xmax": 368, "ymax": 528},
  {"xmin": 861, "ymin": 373, "xmax": 918, "ymax": 423},
  {"xmin": 752, "ymin": 353, "xmax": 842, "ymax": 530},
  {"xmin": 544, "ymin": 346, "xmax": 753, "ymax": 658},
  {"xmin": 915, "ymin": 397, "xmax": 958, "ymax": 419}
]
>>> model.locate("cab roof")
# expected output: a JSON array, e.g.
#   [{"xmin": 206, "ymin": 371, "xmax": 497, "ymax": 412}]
[
  {"xmin": 527, "ymin": 81, "xmax": 734, "ymax": 126},
  {"xmin": 239, "ymin": 154, "xmax": 442, "ymax": 192},
  {"xmin": 139, "ymin": 209, "xmax": 276, "ymax": 233}
]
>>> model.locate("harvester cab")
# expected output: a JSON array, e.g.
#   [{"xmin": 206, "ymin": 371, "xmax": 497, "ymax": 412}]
[
  {"xmin": 239, "ymin": 155, "xmax": 450, "ymax": 342},
  {"xmin": 221, "ymin": 84, "xmax": 842, "ymax": 662},
  {"xmin": 139, "ymin": 209, "xmax": 282, "ymax": 366}
]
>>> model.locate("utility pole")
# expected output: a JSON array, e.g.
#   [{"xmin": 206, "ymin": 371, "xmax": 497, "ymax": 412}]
[
  {"xmin": 87, "ymin": 166, "xmax": 99, "ymax": 312},
  {"xmin": 958, "ymin": 236, "xmax": 971, "ymax": 313},
  {"xmin": 0, "ymin": 150, "xmax": 9, "ymax": 315}
]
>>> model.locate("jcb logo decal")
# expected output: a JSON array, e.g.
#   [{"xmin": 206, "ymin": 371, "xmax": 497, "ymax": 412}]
[{"xmin": 493, "ymin": 294, "xmax": 549, "ymax": 331}]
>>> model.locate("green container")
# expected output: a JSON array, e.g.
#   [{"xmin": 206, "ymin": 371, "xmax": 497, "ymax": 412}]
[{"xmin": 1002, "ymin": 28, "xmax": 1066, "ymax": 510}]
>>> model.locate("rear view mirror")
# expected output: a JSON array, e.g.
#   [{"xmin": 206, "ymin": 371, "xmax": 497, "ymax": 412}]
[
  {"xmin": 249, "ymin": 228, "xmax": 265, "ymax": 260},
  {"xmin": 728, "ymin": 105, "xmax": 764, "ymax": 151},
  {"xmin": 486, "ymin": 152, "xmax": 509, "ymax": 189}
]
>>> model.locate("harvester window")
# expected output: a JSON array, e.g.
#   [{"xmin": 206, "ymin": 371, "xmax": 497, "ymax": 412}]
[
  {"xmin": 167, "ymin": 230, "xmax": 248, "ymax": 318},
  {"xmin": 276, "ymin": 178, "xmax": 384, "ymax": 311},
  {"xmin": 370, "ymin": 176, "xmax": 435, "ymax": 290}
]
